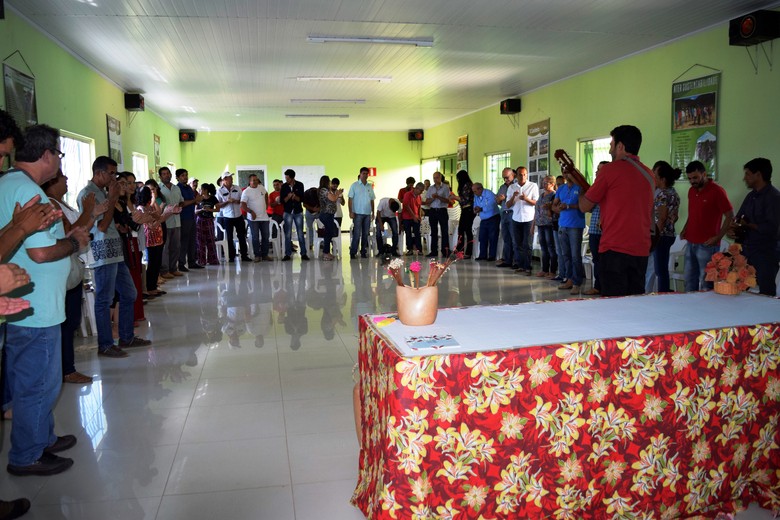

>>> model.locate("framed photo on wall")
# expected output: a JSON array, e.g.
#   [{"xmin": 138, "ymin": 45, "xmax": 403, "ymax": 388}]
[{"xmin": 3, "ymin": 64, "xmax": 38, "ymax": 128}]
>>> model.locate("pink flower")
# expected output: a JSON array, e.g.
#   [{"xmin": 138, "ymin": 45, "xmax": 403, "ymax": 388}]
[{"xmin": 409, "ymin": 261, "xmax": 422, "ymax": 273}]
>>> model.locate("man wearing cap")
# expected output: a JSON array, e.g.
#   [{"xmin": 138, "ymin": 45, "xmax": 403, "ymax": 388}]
[{"xmin": 216, "ymin": 172, "xmax": 251, "ymax": 263}]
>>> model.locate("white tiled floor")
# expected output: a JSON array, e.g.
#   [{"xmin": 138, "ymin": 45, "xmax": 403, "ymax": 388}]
[{"xmin": 0, "ymin": 255, "xmax": 776, "ymax": 519}]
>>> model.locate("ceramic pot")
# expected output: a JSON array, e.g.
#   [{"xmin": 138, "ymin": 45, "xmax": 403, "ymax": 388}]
[
  {"xmin": 714, "ymin": 281, "xmax": 740, "ymax": 295},
  {"xmin": 396, "ymin": 285, "xmax": 438, "ymax": 326}
]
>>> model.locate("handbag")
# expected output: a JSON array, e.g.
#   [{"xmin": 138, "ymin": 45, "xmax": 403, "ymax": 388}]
[{"xmin": 66, "ymin": 253, "xmax": 85, "ymax": 290}]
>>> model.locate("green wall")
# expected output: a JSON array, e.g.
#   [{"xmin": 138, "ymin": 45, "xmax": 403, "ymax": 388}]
[
  {"xmin": 1, "ymin": 10, "xmax": 181, "ymax": 175},
  {"xmin": 423, "ymin": 25, "xmax": 780, "ymax": 222}
]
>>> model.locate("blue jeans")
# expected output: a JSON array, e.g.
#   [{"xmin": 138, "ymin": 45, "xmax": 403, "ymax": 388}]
[
  {"xmin": 500, "ymin": 211, "xmax": 515, "ymax": 263},
  {"xmin": 479, "ymin": 214, "xmax": 500, "ymax": 260},
  {"xmin": 248, "ymin": 220, "xmax": 270, "ymax": 258},
  {"xmin": 5, "ymin": 324, "xmax": 61, "ymax": 466},
  {"xmin": 93, "ymin": 261, "xmax": 137, "ymax": 351},
  {"xmin": 283, "ymin": 211, "xmax": 306, "ymax": 256},
  {"xmin": 538, "ymin": 225, "xmax": 557, "ymax": 274},
  {"xmin": 654, "ymin": 235, "xmax": 676, "ymax": 293},
  {"xmin": 511, "ymin": 220, "xmax": 532, "ymax": 270},
  {"xmin": 350, "ymin": 213, "xmax": 371, "ymax": 256},
  {"xmin": 645, "ymin": 250, "xmax": 657, "ymax": 293},
  {"xmin": 305, "ymin": 211, "xmax": 319, "ymax": 252},
  {"xmin": 559, "ymin": 227, "xmax": 585, "ymax": 286},
  {"xmin": 684, "ymin": 243, "xmax": 719, "ymax": 292},
  {"xmin": 319, "ymin": 212, "xmax": 339, "ymax": 255}
]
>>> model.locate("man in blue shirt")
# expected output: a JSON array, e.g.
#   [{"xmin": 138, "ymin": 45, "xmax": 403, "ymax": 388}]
[
  {"xmin": 348, "ymin": 167, "xmax": 376, "ymax": 259},
  {"xmin": 472, "ymin": 183, "xmax": 500, "ymax": 261},
  {"xmin": 553, "ymin": 171, "xmax": 586, "ymax": 294},
  {"xmin": 176, "ymin": 168, "xmax": 203, "ymax": 269},
  {"xmin": 0, "ymin": 125, "xmax": 90, "ymax": 477}
]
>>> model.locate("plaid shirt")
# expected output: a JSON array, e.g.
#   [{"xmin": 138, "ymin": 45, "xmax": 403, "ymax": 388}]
[{"xmin": 590, "ymin": 204, "xmax": 602, "ymax": 235}]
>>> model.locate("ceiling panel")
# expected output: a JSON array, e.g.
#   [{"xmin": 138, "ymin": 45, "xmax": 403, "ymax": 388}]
[{"xmin": 8, "ymin": 0, "xmax": 779, "ymax": 131}]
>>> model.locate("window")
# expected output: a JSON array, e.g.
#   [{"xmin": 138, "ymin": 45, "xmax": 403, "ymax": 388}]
[
  {"xmin": 132, "ymin": 152, "xmax": 149, "ymax": 182},
  {"xmin": 485, "ymin": 152, "xmax": 511, "ymax": 192},
  {"xmin": 421, "ymin": 158, "xmax": 440, "ymax": 180},
  {"xmin": 577, "ymin": 137, "xmax": 611, "ymax": 183},
  {"xmin": 59, "ymin": 131, "xmax": 95, "ymax": 208}
]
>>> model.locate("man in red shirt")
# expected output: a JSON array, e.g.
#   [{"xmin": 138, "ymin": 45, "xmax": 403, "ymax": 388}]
[
  {"xmin": 579, "ymin": 125, "xmax": 654, "ymax": 297},
  {"xmin": 267, "ymin": 179, "xmax": 284, "ymax": 224},
  {"xmin": 401, "ymin": 182, "xmax": 424, "ymax": 254},
  {"xmin": 680, "ymin": 161, "xmax": 733, "ymax": 292},
  {"xmin": 398, "ymin": 177, "xmax": 415, "ymax": 203}
]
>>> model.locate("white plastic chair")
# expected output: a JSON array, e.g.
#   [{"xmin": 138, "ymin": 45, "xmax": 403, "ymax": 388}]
[
  {"xmin": 420, "ymin": 217, "xmax": 432, "ymax": 254},
  {"xmin": 449, "ymin": 219, "xmax": 460, "ymax": 252},
  {"xmin": 269, "ymin": 219, "xmax": 284, "ymax": 259},
  {"xmin": 581, "ymin": 238, "xmax": 593, "ymax": 280},
  {"xmin": 668, "ymin": 237, "xmax": 688, "ymax": 292},
  {"xmin": 214, "ymin": 220, "xmax": 229, "ymax": 262},
  {"xmin": 471, "ymin": 216, "xmax": 481, "ymax": 259}
]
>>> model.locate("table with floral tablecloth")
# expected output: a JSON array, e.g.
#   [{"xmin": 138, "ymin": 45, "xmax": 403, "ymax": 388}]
[{"xmin": 351, "ymin": 293, "xmax": 780, "ymax": 519}]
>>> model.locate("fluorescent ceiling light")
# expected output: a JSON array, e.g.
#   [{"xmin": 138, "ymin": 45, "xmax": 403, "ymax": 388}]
[
  {"xmin": 285, "ymin": 114, "xmax": 350, "ymax": 118},
  {"xmin": 296, "ymin": 76, "xmax": 391, "ymax": 83},
  {"xmin": 307, "ymin": 36, "xmax": 433, "ymax": 48},
  {"xmin": 181, "ymin": 106, "xmax": 197, "ymax": 113},
  {"xmin": 291, "ymin": 99, "xmax": 366, "ymax": 104}
]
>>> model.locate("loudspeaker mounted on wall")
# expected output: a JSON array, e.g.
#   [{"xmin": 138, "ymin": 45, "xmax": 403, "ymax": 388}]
[
  {"xmin": 500, "ymin": 98, "xmax": 522, "ymax": 115},
  {"xmin": 408, "ymin": 129, "xmax": 424, "ymax": 141},
  {"xmin": 179, "ymin": 130, "xmax": 196, "ymax": 142},
  {"xmin": 729, "ymin": 10, "xmax": 780, "ymax": 46},
  {"xmin": 124, "ymin": 93, "xmax": 145, "ymax": 111}
]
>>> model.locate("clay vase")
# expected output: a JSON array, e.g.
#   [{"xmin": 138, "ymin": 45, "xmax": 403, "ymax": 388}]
[{"xmin": 395, "ymin": 285, "xmax": 438, "ymax": 326}]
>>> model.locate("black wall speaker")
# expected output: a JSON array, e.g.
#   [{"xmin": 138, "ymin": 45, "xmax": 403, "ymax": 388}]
[
  {"xmin": 179, "ymin": 130, "xmax": 196, "ymax": 142},
  {"xmin": 1, "ymin": 0, "xmax": 5, "ymax": 20},
  {"xmin": 500, "ymin": 98, "xmax": 522, "ymax": 114},
  {"xmin": 729, "ymin": 10, "xmax": 780, "ymax": 46},
  {"xmin": 124, "ymin": 93, "xmax": 145, "ymax": 111},
  {"xmin": 408, "ymin": 129, "xmax": 424, "ymax": 141}
]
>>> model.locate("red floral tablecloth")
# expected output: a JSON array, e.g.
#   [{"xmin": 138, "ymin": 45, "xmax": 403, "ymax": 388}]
[{"xmin": 352, "ymin": 315, "xmax": 780, "ymax": 519}]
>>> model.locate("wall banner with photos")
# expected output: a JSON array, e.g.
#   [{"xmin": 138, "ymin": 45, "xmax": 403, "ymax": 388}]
[
  {"xmin": 457, "ymin": 135, "xmax": 468, "ymax": 172},
  {"xmin": 106, "ymin": 114, "xmax": 124, "ymax": 170},
  {"xmin": 671, "ymin": 73, "xmax": 720, "ymax": 179},
  {"xmin": 527, "ymin": 119, "xmax": 550, "ymax": 186},
  {"xmin": 3, "ymin": 64, "xmax": 38, "ymax": 128}
]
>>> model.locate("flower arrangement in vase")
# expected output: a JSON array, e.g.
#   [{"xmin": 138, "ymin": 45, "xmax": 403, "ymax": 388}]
[
  {"xmin": 387, "ymin": 251, "xmax": 464, "ymax": 325},
  {"xmin": 704, "ymin": 243, "xmax": 757, "ymax": 295}
]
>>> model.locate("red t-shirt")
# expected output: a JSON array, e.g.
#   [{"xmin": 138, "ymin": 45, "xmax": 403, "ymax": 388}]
[
  {"xmin": 684, "ymin": 181, "xmax": 732, "ymax": 244},
  {"xmin": 401, "ymin": 191, "xmax": 421, "ymax": 220},
  {"xmin": 584, "ymin": 155, "xmax": 654, "ymax": 257},
  {"xmin": 268, "ymin": 191, "xmax": 284, "ymax": 217},
  {"xmin": 398, "ymin": 187, "xmax": 413, "ymax": 203}
]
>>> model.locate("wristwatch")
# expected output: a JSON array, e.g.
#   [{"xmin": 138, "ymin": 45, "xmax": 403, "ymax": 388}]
[{"xmin": 68, "ymin": 236, "xmax": 81, "ymax": 254}]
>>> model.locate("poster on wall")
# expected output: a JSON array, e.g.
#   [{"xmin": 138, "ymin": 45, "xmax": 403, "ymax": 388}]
[
  {"xmin": 3, "ymin": 64, "xmax": 37, "ymax": 128},
  {"xmin": 457, "ymin": 135, "xmax": 468, "ymax": 172},
  {"xmin": 106, "ymin": 114, "xmax": 124, "ymax": 169},
  {"xmin": 153, "ymin": 134, "xmax": 161, "ymax": 170},
  {"xmin": 671, "ymin": 73, "xmax": 719, "ymax": 179},
  {"xmin": 527, "ymin": 119, "xmax": 550, "ymax": 186}
]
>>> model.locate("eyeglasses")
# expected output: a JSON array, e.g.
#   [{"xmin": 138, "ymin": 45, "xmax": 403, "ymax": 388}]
[{"xmin": 50, "ymin": 149, "xmax": 65, "ymax": 159}]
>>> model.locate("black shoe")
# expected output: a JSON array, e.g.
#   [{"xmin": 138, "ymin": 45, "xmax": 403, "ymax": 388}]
[
  {"xmin": 350, "ymin": 254, "xmax": 357, "ymax": 259},
  {"xmin": 98, "ymin": 346, "xmax": 129, "ymax": 358},
  {"xmin": 189, "ymin": 264, "xmax": 205, "ymax": 269},
  {"xmin": 427, "ymin": 252, "xmax": 438, "ymax": 258},
  {"xmin": 496, "ymin": 262, "xmax": 512, "ymax": 268},
  {"xmin": 361, "ymin": 253, "xmax": 368, "ymax": 259},
  {"xmin": 7, "ymin": 452, "xmax": 73, "ymax": 476},
  {"xmin": 240, "ymin": 256, "xmax": 252, "ymax": 262},
  {"xmin": 301, "ymin": 255, "xmax": 310, "ymax": 261},
  {"xmin": 282, "ymin": 255, "xmax": 291, "ymax": 261},
  {"xmin": 118, "ymin": 336, "xmax": 152, "ymax": 348},
  {"xmin": 44, "ymin": 435, "xmax": 77, "ymax": 454},
  {"xmin": 0, "ymin": 497, "xmax": 31, "ymax": 519},
  {"xmin": 475, "ymin": 257, "xmax": 486, "ymax": 261},
  {"xmin": 487, "ymin": 257, "xmax": 496, "ymax": 261},
  {"xmin": 179, "ymin": 266, "xmax": 190, "ymax": 272}
]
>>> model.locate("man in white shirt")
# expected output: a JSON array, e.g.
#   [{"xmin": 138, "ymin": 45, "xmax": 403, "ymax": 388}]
[
  {"xmin": 158, "ymin": 166, "xmax": 184, "ymax": 277},
  {"xmin": 216, "ymin": 172, "xmax": 250, "ymax": 262},
  {"xmin": 424, "ymin": 172, "xmax": 451, "ymax": 257},
  {"xmin": 506, "ymin": 166, "xmax": 539, "ymax": 274},
  {"xmin": 240, "ymin": 174, "xmax": 271, "ymax": 261},
  {"xmin": 375, "ymin": 197, "xmax": 401, "ymax": 256}
]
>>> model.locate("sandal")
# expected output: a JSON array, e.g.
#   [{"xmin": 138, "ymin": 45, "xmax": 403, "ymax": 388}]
[{"xmin": 63, "ymin": 372, "xmax": 94, "ymax": 384}]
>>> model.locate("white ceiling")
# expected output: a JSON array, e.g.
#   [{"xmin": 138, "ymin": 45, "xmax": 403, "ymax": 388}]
[{"xmin": 8, "ymin": 0, "xmax": 780, "ymax": 132}]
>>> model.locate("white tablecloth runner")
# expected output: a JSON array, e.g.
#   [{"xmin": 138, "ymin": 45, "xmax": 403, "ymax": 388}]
[{"xmin": 367, "ymin": 292, "xmax": 780, "ymax": 357}]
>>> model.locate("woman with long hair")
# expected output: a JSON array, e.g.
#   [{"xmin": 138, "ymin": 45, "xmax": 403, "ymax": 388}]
[
  {"xmin": 534, "ymin": 175, "xmax": 558, "ymax": 278},
  {"xmin": 651, "ymin": 161, "xmax": 681, "ymax": 292},
  {"xmin": 452, "ymin": 170, "xmax": 474, "ymax": 258},
  {"xmin": 195, "ymin": 183, "xmax": 220, "ymax": 265},
  {"xmin": 318, "ymin": 175, "xmax": 341, "ymax": 260},
  {"xmin": 42, "ymin": 169, "xmax": 107, "ymax": 384},
  {"xmin": 113, "ymin": 171, "xmax": 144, "ymax": 320}
]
